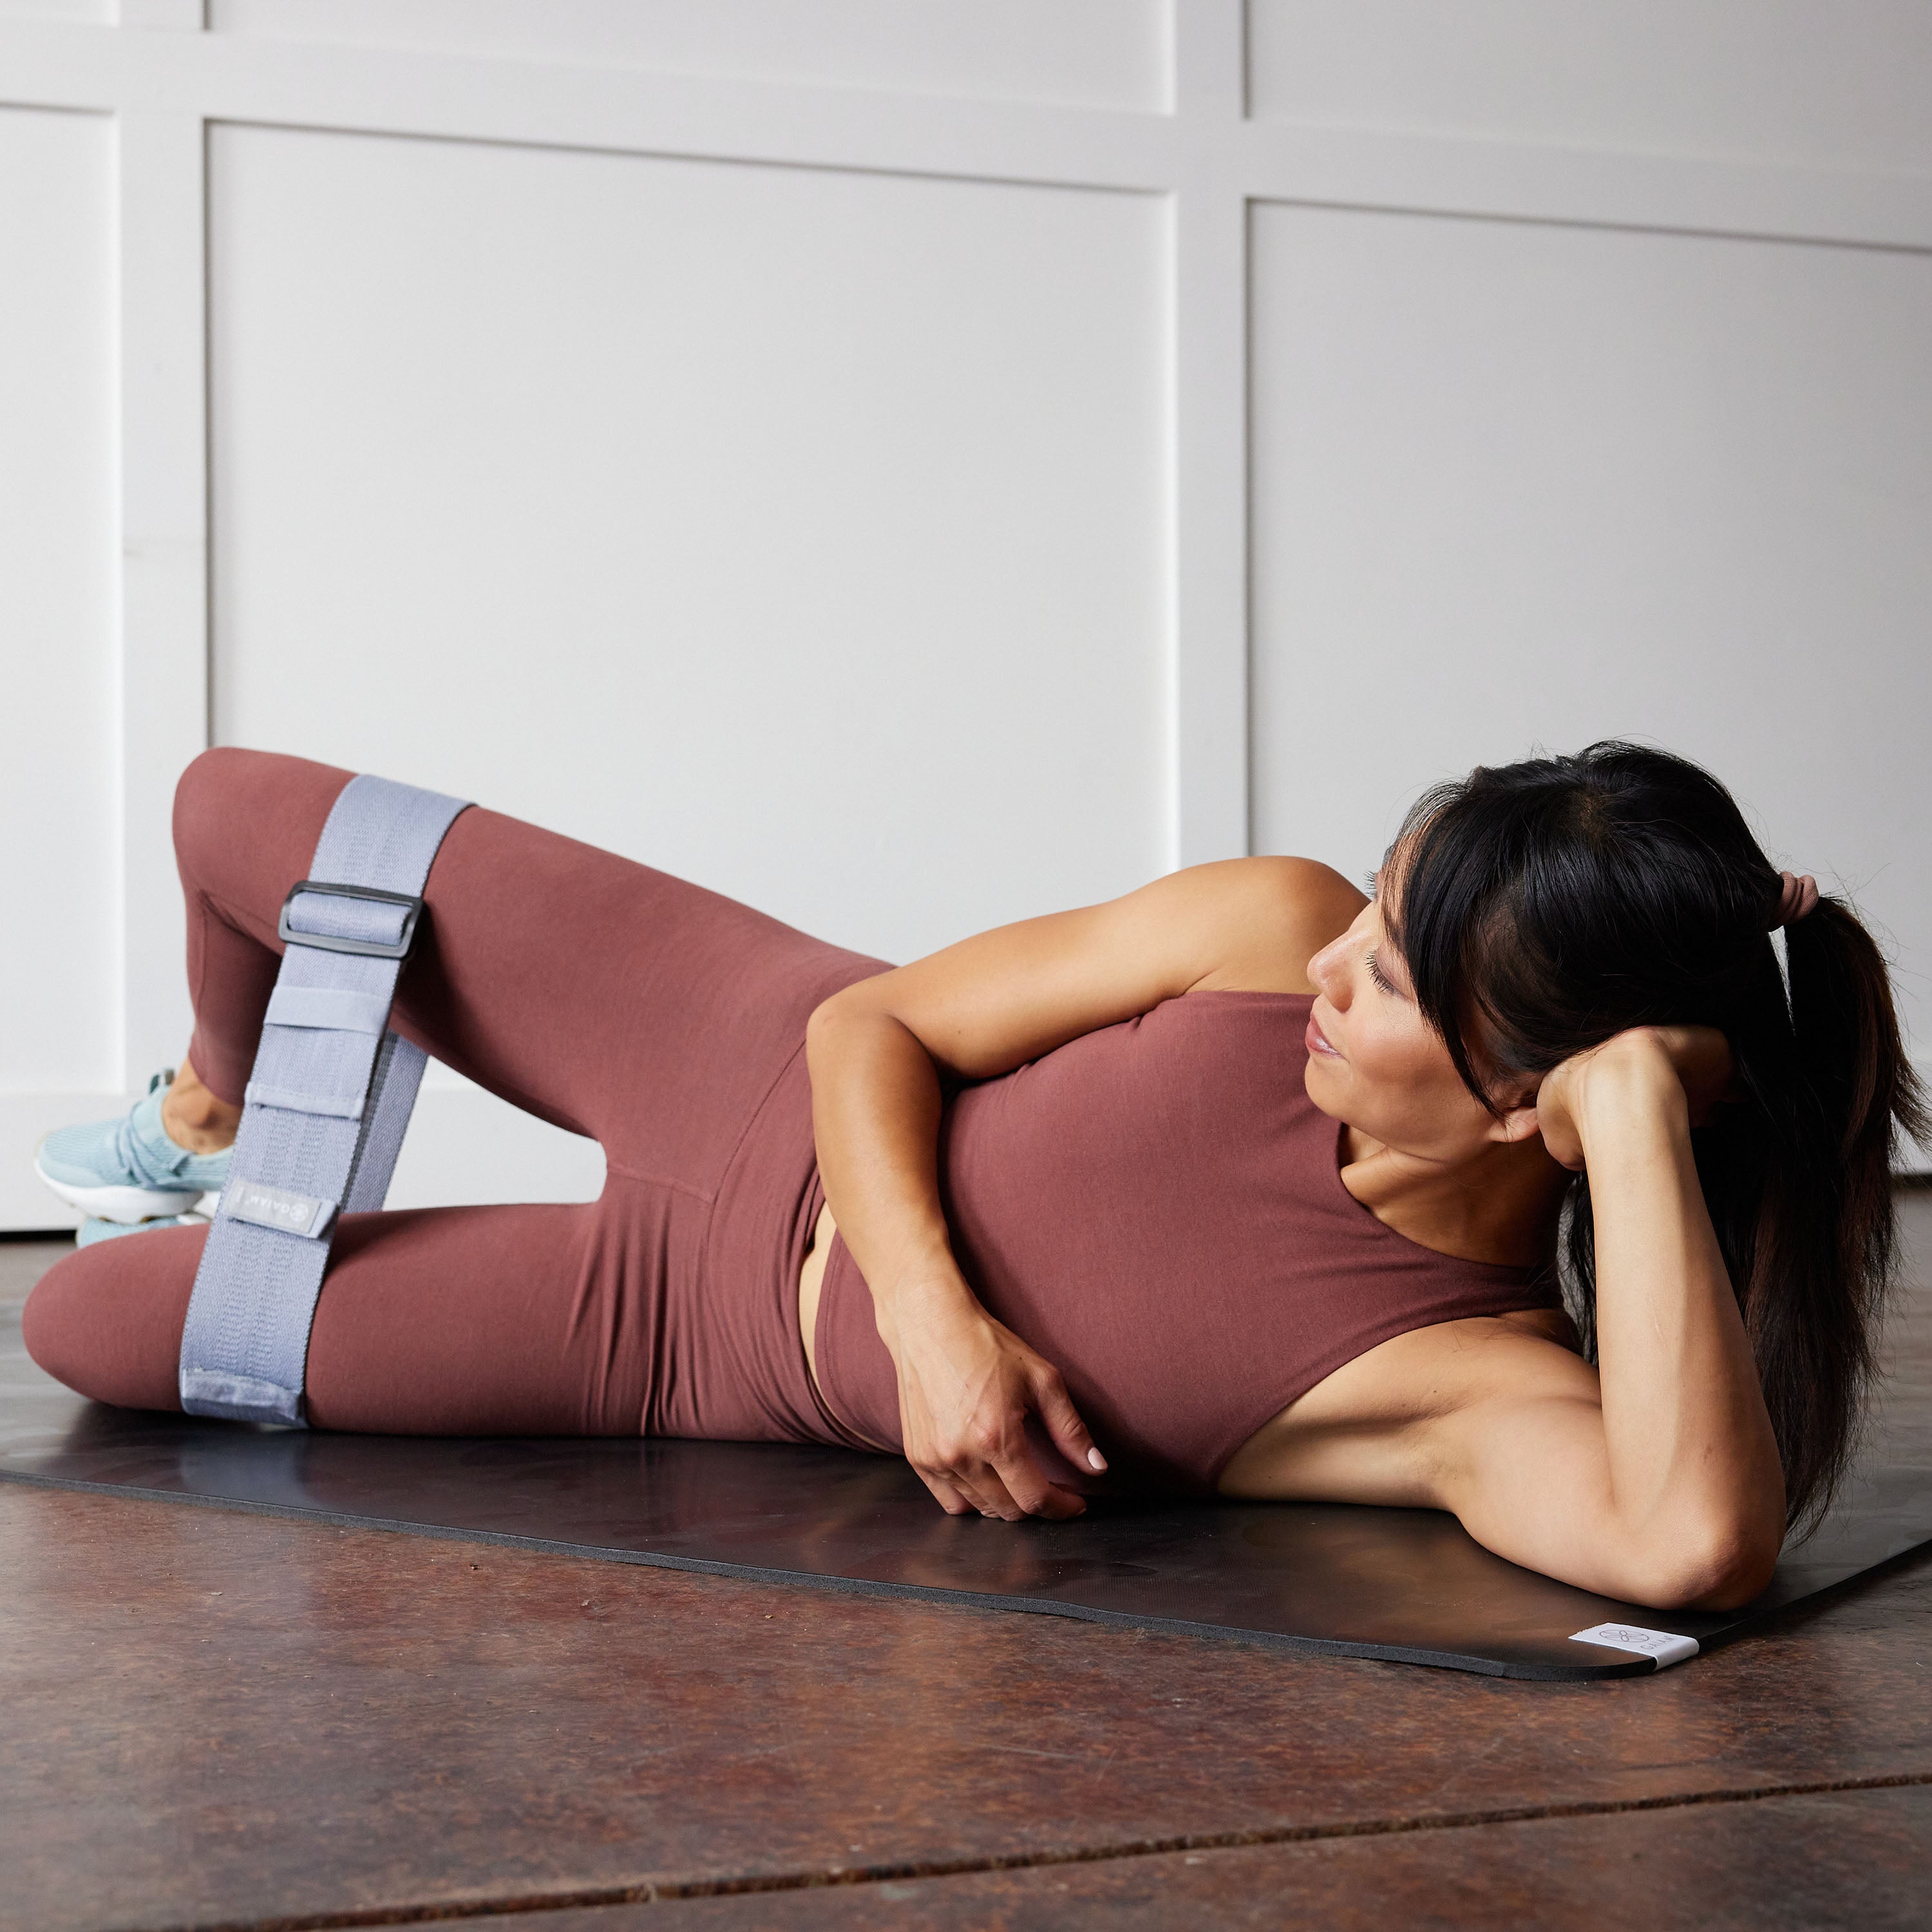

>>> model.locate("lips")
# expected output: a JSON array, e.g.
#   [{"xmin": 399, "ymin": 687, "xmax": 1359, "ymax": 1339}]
[{"xmin": 1305, "ymin": 1012, "xmax": 1342, "ymax": 1059}]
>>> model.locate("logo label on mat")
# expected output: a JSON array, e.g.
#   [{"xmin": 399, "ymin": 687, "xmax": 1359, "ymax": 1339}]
[{"xmin": 1569, "ymin": 1623, "xmax": 1699, "ymax": 1669}]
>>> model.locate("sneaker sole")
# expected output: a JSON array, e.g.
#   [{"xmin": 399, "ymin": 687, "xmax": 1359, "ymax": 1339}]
[
  {"xmin": 34, "ymin": 1159, "xmax": 208, "ymax": 1225},
  {"xmin": 76, "ymin": 1211, "xmax": 211, "ymax": 1249}
]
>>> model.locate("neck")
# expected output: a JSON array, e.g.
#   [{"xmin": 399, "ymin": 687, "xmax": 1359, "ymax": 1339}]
[{"xmin": 1340, "ymin": 1126, "xmax": 1569, "ymax": 1269}]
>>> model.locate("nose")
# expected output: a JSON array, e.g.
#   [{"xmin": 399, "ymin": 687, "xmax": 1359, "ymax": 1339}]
[{"xmin": 1308, "ymin": 932, "xmax": 1350, "ymax": 1007}]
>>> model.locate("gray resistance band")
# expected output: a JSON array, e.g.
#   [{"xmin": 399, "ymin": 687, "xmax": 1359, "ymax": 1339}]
[{"xmin": 178, "ymin": 773, "xmax": 471, "ymax": 1425}]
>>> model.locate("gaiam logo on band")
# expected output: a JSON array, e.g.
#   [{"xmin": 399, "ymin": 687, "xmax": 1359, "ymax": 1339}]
[
  {"xmin": 224, "ymin": 1178, "xmax": 333, "ymax": 1240},
  {"xmin": 238, "ymin": 1184, "xmax": 310, "ymax": 1226}
]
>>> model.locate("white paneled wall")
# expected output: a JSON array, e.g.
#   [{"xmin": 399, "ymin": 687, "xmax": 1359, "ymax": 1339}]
[
  {"xmin": 2, "ymin": 1, "xmax": 1929, "ymax": 1226},
  {"xmin": 208, "ymin": 126, "xmax": 1168, "ymax": 962},
  {"xmin": 0, "ymin": 106, "xmax": 120, "ymax": 1204},
  {"xmin": 1249, "ymin": 207, "xmax": 1932, "ymax": 932},
  {"xmin": 1247, "ymin": 1, "xmax": 1932, "ymax": 173}
]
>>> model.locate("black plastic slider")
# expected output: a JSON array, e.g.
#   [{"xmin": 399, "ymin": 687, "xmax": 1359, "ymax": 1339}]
[{"xmin": 276, "ymin": 880, "xmax": 425, "ymax": 960}]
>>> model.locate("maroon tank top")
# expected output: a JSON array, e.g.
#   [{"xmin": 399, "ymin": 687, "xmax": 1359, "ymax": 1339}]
[{"xmin": 812, "ymin": 990, "xmax": 1558, "ymax": 1493}]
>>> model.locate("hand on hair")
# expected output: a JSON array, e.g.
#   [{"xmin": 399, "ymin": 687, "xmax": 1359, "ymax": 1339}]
[{"xmin": 1533, "ymin": 1025, "xmax": 1737, "ymax": 1170}]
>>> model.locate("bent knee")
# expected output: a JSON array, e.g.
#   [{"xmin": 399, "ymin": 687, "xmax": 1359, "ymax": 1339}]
[
  {"xmin": 171, "ymin": 745, "xmax": 352, "ymax": 886},
  {"xmin": 21, "ymin": 1230, "xmax": 203, "ymax": 1412},
  {"xmin": 172, "ymin": 746, "xmax": 279, "ymax": 880}
]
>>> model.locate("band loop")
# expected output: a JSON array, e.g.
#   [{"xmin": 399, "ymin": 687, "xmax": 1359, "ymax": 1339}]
[
  {"xmin": 178, "ymin": 773, "xmax": 471, "ymax": 1426},
  {"xmin": 264, "ymin": 985, "xmax": 392, "ymax": 1036}
]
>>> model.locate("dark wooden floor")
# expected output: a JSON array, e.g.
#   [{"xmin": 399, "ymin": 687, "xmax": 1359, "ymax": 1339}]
[{"xmin": 3, "ymin": 1198, "xmax": 1929, "ymax": 1932}]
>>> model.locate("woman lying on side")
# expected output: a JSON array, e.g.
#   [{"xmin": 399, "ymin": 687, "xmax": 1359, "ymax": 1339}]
[{"xmin": 27, "ymin": 743, "xmax": 1924, "ymax": 1612}]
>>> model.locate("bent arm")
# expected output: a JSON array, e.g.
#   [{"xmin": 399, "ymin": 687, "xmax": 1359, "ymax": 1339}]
[
  {"xmin": 1437, "ymin": 1038, "xmax": 1786, "ymax": 1609},
  {"xmin": 806, "ymin": 858, "xmax": 1364, "ymax": 1519}
]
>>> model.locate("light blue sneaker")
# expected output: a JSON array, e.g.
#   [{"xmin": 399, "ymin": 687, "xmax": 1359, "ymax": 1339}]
[
  {"xmin": 36, "ymin": 1071, "xmax": 232, "ymax": 1224},
  {"xmin": 75, "ymin": 1210, "xmax": 211, "ymax": 1248}
]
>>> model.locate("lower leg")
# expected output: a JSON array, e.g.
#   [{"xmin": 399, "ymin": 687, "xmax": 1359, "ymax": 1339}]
[{"xmin": 160, "ymin": 1059, "xmax": 241, "ymax": 1155}]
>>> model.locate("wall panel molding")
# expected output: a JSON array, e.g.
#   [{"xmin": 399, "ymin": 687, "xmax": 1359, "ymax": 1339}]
[
  {"xmin": 115, "ymin": 106, "xmax": 209, "ymax": 1091},
  {"xmin": 1168, "ymin": 0, "xmax": 1248, "ymax": 864},
  {"xmin": 3, "ymin": 17, "xmax": 1930, "ymax": 244}
]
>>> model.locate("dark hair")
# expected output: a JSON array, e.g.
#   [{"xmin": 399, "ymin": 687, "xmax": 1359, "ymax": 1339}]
[{"xmin": 1385, "ymin": 741, "xmax": 1927, "ymax": 1531}]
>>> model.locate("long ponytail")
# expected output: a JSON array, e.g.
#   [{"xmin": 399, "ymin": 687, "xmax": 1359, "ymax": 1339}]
[{"xmin": 1754, "ymin": 899, "xmax": 1931, "ymax": 1524}]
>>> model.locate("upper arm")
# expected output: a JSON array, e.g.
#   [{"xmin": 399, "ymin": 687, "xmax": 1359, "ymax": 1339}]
[
  {"xmin": 1230, "ymin": 1318, "xmax": 1779, "ymax": 1610},
  {"xmin": 1428, "ymin": 1342, "xmax": 1776, "ymax": 1609},
  {"xmin": 1225, "ymin": 1321, "xmax": 1640, "ymax": 1596},
  {"xmin": 814, "ymin": 857, "xmax": 1365, "ymax": 1081},
  {"xmin": 1426, "ymin": 1347, "xmax": 1622, "ymax": 1584}
]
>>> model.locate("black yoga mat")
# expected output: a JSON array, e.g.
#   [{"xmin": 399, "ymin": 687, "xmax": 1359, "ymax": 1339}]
[{"xmin": 3, "ymin": 1310, "xmax": 1926, "ymax": 1681}]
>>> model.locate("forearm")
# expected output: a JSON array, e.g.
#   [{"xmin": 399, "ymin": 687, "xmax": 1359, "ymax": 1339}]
[
  {"xmin": 1580, "ymin": 1062, "xmax": 1785, "ymax": 1584},
  {"xmin": 806, "ymin": 991, "xmax": 1102, "ymax": 1516},
  {"xmin": 804, "ymin": 996, "xmax": 974, "ymax": 1341}
]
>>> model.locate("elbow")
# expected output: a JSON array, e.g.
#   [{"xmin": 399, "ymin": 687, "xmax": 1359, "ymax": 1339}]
[
  {"xmin": 806, "ymin": 984, "xmax": 915, "ymax": 1084},
  {"xmin": 1620, "ymin": 1519, "xmax": 1784, "ymax": 1614},
  {"xmin": 806, "ymin": 986, "xmax": 863, "ymax": 1055}
]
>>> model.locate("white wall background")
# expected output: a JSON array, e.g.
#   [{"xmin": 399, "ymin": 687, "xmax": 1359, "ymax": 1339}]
[{"xmin": 3, "ymin": 0, "xmax": 1929, "ymax": 1226}]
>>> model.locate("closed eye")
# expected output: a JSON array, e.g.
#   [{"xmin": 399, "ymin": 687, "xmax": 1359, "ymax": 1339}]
[{"xmin": 1366, "ymin": 949, "xmax": 1401, "ymax": 996}]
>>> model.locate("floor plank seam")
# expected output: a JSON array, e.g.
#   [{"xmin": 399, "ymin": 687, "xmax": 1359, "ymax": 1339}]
[{"xmin": 126, "ymin": 1768, "xmax": 1932, "ymax": 1932}]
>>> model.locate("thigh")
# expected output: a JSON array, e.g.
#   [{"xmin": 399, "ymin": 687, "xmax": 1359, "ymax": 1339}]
[
  {"xmin": 175, "ymin": 748, "xmax": 886, "ymax": 1191},
  {"xmin": 21, "ymin": 1188, "xmax": 681, "ymax": 1436}
]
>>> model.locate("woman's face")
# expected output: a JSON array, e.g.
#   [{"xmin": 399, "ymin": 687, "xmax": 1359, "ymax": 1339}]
[{"xmin": 1303, "ymin": 888, "xmax": 1529, "ymax": 1163}]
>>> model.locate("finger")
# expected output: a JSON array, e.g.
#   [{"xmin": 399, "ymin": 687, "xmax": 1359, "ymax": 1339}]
[
  {"xmin": 919, "ymin": 1450, "xmax": 1001, "ymax": 1518},
  {"xmin": 1032, "ymin": 1483, "xmax": 1088, "ymax": 1520},
  {"xmin": 971, "ymin": 1467, "xmax": 1029, "ymax": 1520},
  {"xmin": 949, "ymin": 1460, "xmax": 1028, "ymax": 1521},
  {"xmin": 916, "ymin": 1468, "xmax": 975, "ymax": 1516},
  {"xmin": 992, "ymin": 1451, "xmax": 1086, "ymax": 1522},
  {"xmin": 946, "ymin": 1414, "xmax": 1034, "ymax": 1518},
  {"xmin": 1526, "ymin": 1107, "xmax": 1586, "ymax": 1171},
  {"xmin": 930, "ymin": 1459, "xmax": 1009, "ymax": 1517},
  {"xmin": 1031, "ymin": 1370, "xmax": 1108, "ymax": 1475}
]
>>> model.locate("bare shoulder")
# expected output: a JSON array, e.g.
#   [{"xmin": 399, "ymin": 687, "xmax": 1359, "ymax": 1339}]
[{"xmin": 1177, "ymin": 855, "xmax": 1367, "ymax": 996}]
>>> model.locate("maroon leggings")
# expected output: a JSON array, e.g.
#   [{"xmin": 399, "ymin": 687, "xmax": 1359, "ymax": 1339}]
[{"xmin": 24, "ymin": 748, "xmax": 885, "ymax": 1439}]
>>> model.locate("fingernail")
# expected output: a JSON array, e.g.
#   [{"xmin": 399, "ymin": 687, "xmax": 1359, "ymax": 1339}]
[{"xmin": 1087, "ymin": 1448, "xmax": 1107, "ymax": 1471}]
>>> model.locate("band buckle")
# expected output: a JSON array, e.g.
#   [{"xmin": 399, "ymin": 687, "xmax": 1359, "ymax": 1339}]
[{"xmin": 277, "ymin": 880, "xmax": 424, "ymax": 960}]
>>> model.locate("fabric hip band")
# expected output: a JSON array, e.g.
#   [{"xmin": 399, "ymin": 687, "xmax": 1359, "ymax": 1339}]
[{"xmin": 177, "ymin": 772, "xmax": 471, "ymax": 1426}]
